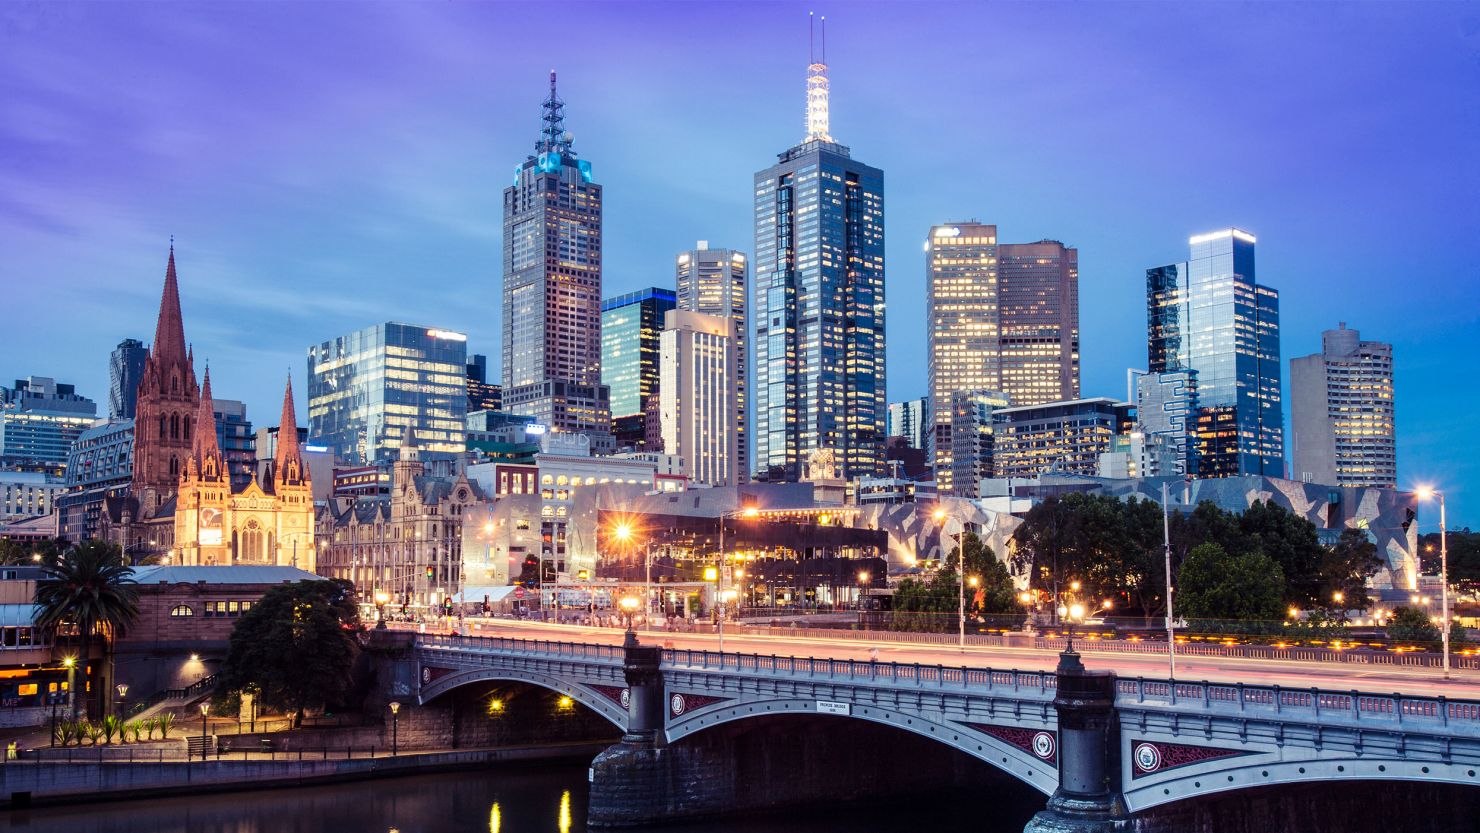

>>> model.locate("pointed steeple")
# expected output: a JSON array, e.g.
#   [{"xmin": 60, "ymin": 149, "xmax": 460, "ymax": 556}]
[
  {"xmin": 193, "ymin": 365, "xmax": 220, "ymax": 462},
  {"xmin": 274, "ymin": 373, "xmax": 305, "ymax": 486},
  {"xmin": 399, "ymin": 422, "xmax": 419, "ymax": 460},
  {"xmin": 152, "ymin": 243, "xmax": 189, "ymax": 367}
]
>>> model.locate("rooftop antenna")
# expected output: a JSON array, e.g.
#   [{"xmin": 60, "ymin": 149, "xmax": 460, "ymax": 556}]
[{"xmin": 804, "ymin": 13, "xmax": 833, "ymax": 143}]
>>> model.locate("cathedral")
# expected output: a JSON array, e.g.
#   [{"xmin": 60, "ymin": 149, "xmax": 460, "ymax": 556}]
[{"xmin": 110, "ymin": 246, "xmax": 314, "ymax": 570}]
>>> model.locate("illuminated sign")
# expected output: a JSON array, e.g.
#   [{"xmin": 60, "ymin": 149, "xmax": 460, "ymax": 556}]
[
  {"xmin": 426, "ymin": 329, "xmax": 467, "ymax": 342},
  {"xmin": 525, "ymin": 424, "xmax": 548, "ymax": 435},
  {"xmin": 932, "ymin": 226, "xmax": 962, "ymax": 238},
  {"xmin": 1188, "ymin": 229, "xmax": 1257, "ymax": 246}
]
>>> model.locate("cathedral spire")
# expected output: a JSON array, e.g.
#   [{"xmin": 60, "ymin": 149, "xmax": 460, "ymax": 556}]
[
  {"xmin": 152, "ymin": 243, "xmax": 189, "ymax": 367},
  {"xmin": 194, "ymin": 365, "xmax": 220, "ymax": 462},
  {"xmin": 274, "ymin": 373, "xmax": 304, "ymax": 486}
]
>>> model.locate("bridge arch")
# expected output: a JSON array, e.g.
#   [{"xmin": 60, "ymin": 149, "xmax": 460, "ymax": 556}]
[
  {"xmin": 665, "ymin": 695, "xmax": 1058, "ymax": 797},
  {"xmin": 1125, "ymin": 756, "xmax": 1480, "ymax": 812},
  {"xmin": 417, "ymin": 667, "xmax": 628, "ymax": 731}
]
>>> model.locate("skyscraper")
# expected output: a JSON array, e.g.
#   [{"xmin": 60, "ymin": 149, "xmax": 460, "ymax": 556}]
[
  {"xmin": 501, "ymin": 72, "xmax": 611, "ymax": 451},
  {"xmin": 926, "ymin": 222, "xmax": 1000, "ymax": 487},
  {"xmin": 466, "ymin": 354, "xmax": 502, "ymax": 413},
  {"xmin": 1135, "ymin": 370, "xmax": 1199, "ymax": 477},
  {"xmin": 886, "ymin": 397, "xmax": 929, "ymax": 452},
  {"xmin": 601, "ymin": 287, "xmax": 677, "ymax": 422},
  {"xmin": 753, "ymin": 20, "xmax": 886, "ymax": 481},
  {"xmin": 306, "ymin": 322, "xmax": 468, "ymax": 464},
  {"xmin": 997, "ymin": 240, "xmax": 1080, "ymax": 406},
  {"xmin": 1290, "ymin": 323, "xmax": 1395, "ymax": 488},
  {"xmin": 949, "ymin": 389, "xmax": 1011, "ymax": 498},
  {"xmin": 659, "ymin": 310, "xmax": 739, "ymax": 486},
  {"xmin": 676, "ymin": 241, "xmax": 749, "ymax": 481},
  {"xmin": 1147, "ymin": 229, "xmax": 1282, "ymax": 478},
  {"xmin": 108, "ymin": 338, "xmax": 148, "ymax": 420}
]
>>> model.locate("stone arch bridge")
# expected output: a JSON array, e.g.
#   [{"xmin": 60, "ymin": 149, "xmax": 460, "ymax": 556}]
[{"xmin": 389, "ymin": 632, "xmax": 1480, "ymax": 831}]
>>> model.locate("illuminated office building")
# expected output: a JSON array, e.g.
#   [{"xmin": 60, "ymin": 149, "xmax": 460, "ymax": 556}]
[
  {"xmin": 1290, "ymin": 324, "xmax": 1395, "ymax": 488},
  {"xmin": 887, "ymin": 397, "xmax": 928, "ymax": 452},
  {"xmin": 660, "ymin": 310, "xmax": 739, "ymax": 486},
  {"xmin": 754, "ymin": 23, "xmax": 886, "ymax": 481},
  {"xmin": 992, "ymin": 397, "xmax": 1134, "ymax": 479},
  {"xmin": 501, "ymin": 72, "xmax": 611, "ymax": 450},
  {"xmin": 108, "ymin": 339, "xmax": 148, "ymax": 420},
  {"xmin": 926, "ymin": 222, "xmax": 1000, "ymax": 491},
  {"xmin": 997, "ymin": 240, "xmax": 1079, "ymax": 406},
  {"xmin": 0, "ymin": 376, "xmax": 97, "ymax": 476},
  {"xmin": 306, "ymin": 322, "xmax": 469, "ymax": 464},
  {"xmin": 1147, "ymin": 228, "xmax": 1282, "ymax": 478},
  {"xmin": 601, "ymin": 287, "xmax": 676, "ymax": 423},
  {"xmin": 676, "ymin": 242, "xmax": 749, "ymax": 480},
  {"xmin": 949, "ymin": 389, "xmax": 1011, "ymax": 498},
  {"xmin": 465, "ymin": 355, "xmax": 502, "ymax": 413}
]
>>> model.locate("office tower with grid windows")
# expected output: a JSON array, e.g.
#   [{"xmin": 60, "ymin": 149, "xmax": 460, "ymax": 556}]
[
  {"xmin": 659, "ymin": 310, "xmax": 739, "ymax": 486},
  {"xmin": 676, "ymin": 242, "xmax": 749, "ymax": 480},
  {"xmin": 1290, "ymin": 323, "xmax": 1394, "ymax": 488},
  {"xmin": 501, "ymin": 72, "xmax": 612, "ymax": 451},
  {"xmin": 753, "ymin": 24, "xmax": 886, "ymax": 481},
  {"xmin": 108, "ymin": 338, "xmax": 148, "ymax": 420},
  {"xmin": 602, "ymin": 287, "xmax": 676, "ymax": 451},
  {"xmin": 997, "ymin": 240, "xmax": 1079, "ymax": 406},
  {"xmin": 1147, "ymin": 228, "xmax": 1282, "ymax": 478}
]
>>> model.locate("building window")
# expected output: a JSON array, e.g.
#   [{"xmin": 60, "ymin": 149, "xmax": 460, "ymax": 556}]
[{"xmin": 169, "ymin": 604, "xmax": 194, "ymax": 617}]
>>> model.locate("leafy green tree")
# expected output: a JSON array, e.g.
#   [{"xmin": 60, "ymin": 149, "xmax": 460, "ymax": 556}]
[
  {"xmin": 1420, "ymin": 529, "xmax": 1480, "ymax": 594},
  {"xmin": 1238, "ymin": 501, "xmax": 1325, "ymax": 607},
  {"xmin": 1, "ymin": 536, "xmax": 68, "ymax": 566},
  {"xmin": 217, "ymin": 580, "xmax": 362, "ymax": 727},
  {"xmin": 1386, "ymin": 605, "xmax": 1440, "ymax": 643},
  {"xmin": 33, "ymin": 540, "xmax": 140, "ymax": 718},
  {"xmin": 1320, "ymin": 529, "xmax": 1384, "ymax": 610},
  {"xmin": 949, "ymin": 532, "xmax": 1018, "ymax": 614},
  {"xmin": 1176, "ymin": 542, "xmax": 1285, "ymax": 622}
]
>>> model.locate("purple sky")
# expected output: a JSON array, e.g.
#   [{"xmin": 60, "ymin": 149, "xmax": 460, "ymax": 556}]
[{"xmin": 2, "ymin": 2, "xmax": 1477, "ymax": 526}]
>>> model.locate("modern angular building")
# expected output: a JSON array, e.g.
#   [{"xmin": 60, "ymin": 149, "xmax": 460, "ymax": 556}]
[
  {"xmin": 601, "ymin": 287, "xmax": 677, "ymax": 425},
  {"xmin": 676, "ymin": 242, "xmax": 749, "ymax": 480},
  {"xmin": 660, "ymin": 310, "xmax": 740, "ymax": 486},
  {"xmin": 997, "ymin": 240, "xmax": 1079, "ymax": 406},
  {"xmin": 306, "ymin": 321, "xmax": 469, "ymax": 464},
  {"xmin": 1290, "ymin": 323, "xmax": 1395, "ymax": 488},
  {"xmin": 992, "ymin": 397, "xmax": 1134, "ymax": 478},
  {"xmin": 753, "ymin": 31, "xmax": 886, "ymax": 481},
  {"xmin": 0, "ymin": 377, "xmax": 98, "ymax": 476},
  {"xmin": 501, "ymin": 72, "xmax": 611, "ymax": 451},
  {"xmin": 58, "ymin": 417, "xmax": 133, "ymax": 541},
  {"xmin": 465, "ymin": 355, "xmax": 502, "ymax": 413},
  {"xmin": 1147, "ymin": 228, "xmax": 1282, "ymax": 478},
  {"xmin": 1135, "ymin": 370, "xmax": 1199, "ymax": 477},
  {"xmin": 108, "ymin": 338, "xmax": 148, "ymax": 420}
]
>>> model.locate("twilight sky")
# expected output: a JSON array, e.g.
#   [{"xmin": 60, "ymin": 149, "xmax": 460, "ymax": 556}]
[{"xmin": 2, "ymin": 1, "xmax": 1477, "ymax": 526}]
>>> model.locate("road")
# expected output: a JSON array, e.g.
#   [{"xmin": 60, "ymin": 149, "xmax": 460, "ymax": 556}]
[{"xmin": 429, "ymin": 619, "xmax": 1480, "ymax": 700}]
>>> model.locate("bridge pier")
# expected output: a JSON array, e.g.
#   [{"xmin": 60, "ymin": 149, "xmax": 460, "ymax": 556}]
[
  {"xmin": 587, "ymin": 631, "xmax": 669, "ymax": 828},
  {"xmin": 1024, "ymin": 648, "xmax": 1128, "ymax": 833}
]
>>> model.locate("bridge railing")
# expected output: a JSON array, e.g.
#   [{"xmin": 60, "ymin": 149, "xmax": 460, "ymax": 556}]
[
  {"xmin": 415, "ymin": 632, "xmax": 625, "ymax": 663},
  {"xmin": 1116, "ymin": 677, "xmax": 1480, "ymax": 732}
]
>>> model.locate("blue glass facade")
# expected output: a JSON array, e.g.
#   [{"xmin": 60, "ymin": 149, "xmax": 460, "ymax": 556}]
[
  {"xmin": 601, "ymin": 287, "xmax": 676, "ymax": 419},
  {"xmin": 1147, "ymin": 229, "xmax": 1282, "ymax": 478}
]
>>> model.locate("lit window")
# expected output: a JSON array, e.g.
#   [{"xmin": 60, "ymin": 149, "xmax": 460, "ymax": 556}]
[{"xmin": 170, "ymin": 604, "xmax": 194, "ymax": 618}]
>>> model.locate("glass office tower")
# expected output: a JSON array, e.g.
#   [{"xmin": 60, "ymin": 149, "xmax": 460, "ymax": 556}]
[
  {"xmin": 753, "ymin": 38, "xmax": 886, "ymax": 481},
  {"xmin": 676, "ymin": 242, "xmax": 750, "ymax": 481},
  {"xmin": 926, "ymin": 222, "xmax": 999, "ymax": 492},
  {"xmin": 601, "ymin": 287, "xmax": 676, "ymax": 420},
  {"xmin": 1147, "ymin": 228, "xmax": 1282, "ymax": 478},
  {"xmin": 307, "ymin": 322, "xmax": 468, "ymax": 463},
  {"xmin": 997, "ymin": 240, "xmax": 1080, "ymax": 406}
]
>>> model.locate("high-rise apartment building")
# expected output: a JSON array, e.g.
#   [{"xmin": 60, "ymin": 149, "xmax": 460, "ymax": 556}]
[
  {"xmin": 1148, "ymin": 229, "xmax": 1282, "ymax": 478},
  {"xmin": 887, "ymin": 397, "xmax": 929, "ymax": 452},
  {"xmin": 659, "ymin": 310, "xmax": 739, "ymax": 486},
  {"xmin": 948, "ymin": 389, "xmax": 1011, "ymax": 498},
  {"xmin": 601, "ymin": 287, "xmax": 677, "ymax": 422},
  {"xmin": 676, "ymin": 242, "xmax": 749, "ymax": 480},
  {"xmin": 1290, "ymin": 324, "xmax": 1395, "ymax": 488},
  {"xmin": 753, "ymin": 29, "xmax": 886, "ymax": 481},
  {"xmin": 997, "ymin": 240, "xmax": 1080, "ymax": 406},
  {"xmin": 1135, "ymin": 370, "xmax": 1199, "ymax": 477},
  {"xmin": 108, "ymin": 338, "xmax": 148, "ymax": 420},
  {"xmin": 466, "ymin": 355, "xmax": 502, "ymax": 413},
  {"xmin": 501, "ymin": 72, "xmax": 611, "ymax": 450},
  {"xmin": 925, "ymin": 227, "xmax": 1080, "ymax": 486},
  {"xmin": 306, "ymin": 322, "xmax": 468, "ymax": 464},
  {"xmin": 0, "ymin": 376, "xmax": 98, "ymax": 476}
]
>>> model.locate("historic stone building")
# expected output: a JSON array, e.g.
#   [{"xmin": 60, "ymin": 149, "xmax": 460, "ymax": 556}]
[
  {"xmin": 173, "ymin": 372, "xmax": 315, "ymax": 570},
  {"xmin": 316, "ymin": 427, "xmax": 487, "ymax": 609}
]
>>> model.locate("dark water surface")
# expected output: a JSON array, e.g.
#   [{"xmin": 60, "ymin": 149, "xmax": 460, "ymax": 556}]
[{"xmin": 1, "ymin": 762, "xmax": 1045, "ymax": 833}]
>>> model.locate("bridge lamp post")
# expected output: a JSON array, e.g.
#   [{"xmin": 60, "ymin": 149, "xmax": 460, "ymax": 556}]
[
  {"xmin": 619, "ymin": 595, "xmax": 641, "ymax": 634},
  {"xmin": 374, "ymin": 591, "xmax": 390, "ymax": 630},
  {"xmin": 388, "ymin": 701, "xmax": 401, "ymax": 755},
  {"xmin": 1057, "ymin": 602, "xmax": 1086, "ymax": 655},
  {"xmin": 1415, "ymin": 486, "xmax": 1451, "ymax": 679},
  {"xmin": 856, "ymin": 570, "xmax": 870, "ymax": 611},
  {"xmin": 62, "ymin": 656, "xmax": 76, "ymax": 720}
]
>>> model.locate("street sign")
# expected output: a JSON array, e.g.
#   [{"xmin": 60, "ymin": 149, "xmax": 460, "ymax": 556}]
[{"xmin": 816, "ymin": 700, "xmax": 850, "ymax": 715}]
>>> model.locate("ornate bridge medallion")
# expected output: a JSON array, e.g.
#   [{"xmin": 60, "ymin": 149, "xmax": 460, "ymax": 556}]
[
  {"xmin": 669, "ymin": 692, "xmax": 730, "ymax": 717},
  {"xmin": 1130, "ymin": 740, "xmax": 1248, "ymax": 777},
  {"xmin": 590, "ymin": 684, "xmax": 629, "ymax": 709},
  {"xmin": 969, "ymin": 723, "xmax": 1058, "ymax": 766}
]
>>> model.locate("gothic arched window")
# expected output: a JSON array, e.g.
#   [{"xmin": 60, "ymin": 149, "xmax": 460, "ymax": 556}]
[
  {"xmin": 159, "ymin": 416, "xmax": 167, "ymax": 439},
  {"xmin": 170, "ymin": 414, "xmax": 180, "ymax": 439},
  {"xmin": 169, "ymin": 455, "xmax": 179, "ymax": 476},
  {"xmin": 183, "ymin": 416, "xmax": 191, "ymax": 441}
]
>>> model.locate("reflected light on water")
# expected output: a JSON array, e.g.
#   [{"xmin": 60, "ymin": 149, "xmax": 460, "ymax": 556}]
[
  {"xmin": 489, "ymin": 801, "xmax": 501, "ymax": 833},
  {"xmin": 559, "ymin": 789, "xmax": 572, "ymax": 833}
]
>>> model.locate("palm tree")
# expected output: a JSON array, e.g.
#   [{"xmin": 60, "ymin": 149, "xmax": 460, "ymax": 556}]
[{"xmin": 34, "ymin": 540, "xmax": 140, "ymax": 719}]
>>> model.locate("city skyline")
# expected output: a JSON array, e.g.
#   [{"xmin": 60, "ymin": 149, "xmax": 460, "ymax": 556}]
[{"xmin": 2, "ymin": 2, "xmax": 1476, "ymax": 521}]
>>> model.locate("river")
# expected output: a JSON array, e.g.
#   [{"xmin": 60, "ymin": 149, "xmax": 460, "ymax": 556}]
[{"xmin": 1, "ymin": 761, "xmax": 1047, "ymax": 833}]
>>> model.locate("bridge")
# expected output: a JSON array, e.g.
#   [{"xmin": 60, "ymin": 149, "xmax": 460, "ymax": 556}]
[{"xmin": 378, "ymin": 629, "xmax": 1480, "ymax": 831}]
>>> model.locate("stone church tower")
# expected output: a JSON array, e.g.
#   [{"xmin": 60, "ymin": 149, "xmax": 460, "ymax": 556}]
[
  {"xmin": 130, "ymin": 245, "xmax": 200, "ymax": 515},
  {"xmin": 174, "ymin": 368, "xmax": 231, "ymax": 565}
]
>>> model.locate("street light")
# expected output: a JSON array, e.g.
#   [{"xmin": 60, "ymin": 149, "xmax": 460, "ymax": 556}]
[
  {"xmin": 199, "ymin": 703, "xmax": 210, "ymax": 761},
  {"xmin": 932, "ymin": 504, "xmax": 970, "ymax": 652},
  {"xmin": 619, "ymin": 595, "xmax": 640, "ymax": 633},
  {"xmin": 1057, "ymin": 602, "xmax": 1087, "ymax": 654},
  {"xmin": 62, "ymin": 656, "xmax": 77, "ymax": 719},
  {"xmin": 1415, "ymin": 485, "xmax": 1452, "ymax": 679},
  {"xmin": 116, "ymin": 683, "xmax": 129, "ymax": 718},
  {"xmin": 388, "ymin": 701, "xmax": 401, "ymax": 755},
  {"xmin": 856, "ymin": 570, "xmax": 870, "ymax": 611},
  {"xmin": 374, "ymin": 591, "xmax": 390, "ymax": 629}
]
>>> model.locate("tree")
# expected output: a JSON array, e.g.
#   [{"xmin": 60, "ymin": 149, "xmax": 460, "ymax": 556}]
[
  {"xmin": 33, "ymin": 540, "xmax": 140, "ymax": 718},
  {"xmin": 950, "ymin": 532, "xmax": 1018, "ymax": 615},
  {"xmin": 1, "ymin": 536, "xmax": 69, "ymax": 566},
  {"xmin": 1176, "ymin": 542, "xmax": 1285, "ymax": 623},
  {"xmin": 1386, "ymin": 605, "xmax": 1440, "ymax": 644},
  {"xmin": 1320, "ymin": 529, "xmax": 1384, "ymax": 610},
  {"xmin": 217, "ymin": 580, "xmax": 362, "ymax": 727},
  {"xmin": 1238, "ymin": 501, "xmax": 1325, "ymax": 607}
]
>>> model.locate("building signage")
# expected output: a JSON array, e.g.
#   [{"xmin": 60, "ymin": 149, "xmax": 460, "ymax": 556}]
[{"xmin": 816, "ymin": 700, "xmax": 850, "ymax": 715}]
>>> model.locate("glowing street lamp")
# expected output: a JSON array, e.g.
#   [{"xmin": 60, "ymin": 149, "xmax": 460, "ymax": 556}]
[
  {"xmin": 199, "ymin": 703, "xmax": 210, "ymax": 761},
  {"xmin": 1415, "ymin": 485, "xmax": 1452, "ymax": 678},
  {"xmin": 619, "ymin": 595, "xmax": 641, "ymax": 633},
  {"xmin": 374, "ymin": 591, "xmax": 391, "ymax": 629},
  {"xmin": 388, "ymin": 701, "xmax": 401, "ymax": 755}
]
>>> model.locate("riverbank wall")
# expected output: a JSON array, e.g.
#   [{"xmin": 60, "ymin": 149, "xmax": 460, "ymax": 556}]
[{"xmin": 0, "ymin": 742, "xmax": 607, "ymax": 809}]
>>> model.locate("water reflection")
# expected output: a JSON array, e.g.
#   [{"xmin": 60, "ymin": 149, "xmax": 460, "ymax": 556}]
[{"xmin": 2, "ymin": 763, "xmax": 1041, "ymax": 833}]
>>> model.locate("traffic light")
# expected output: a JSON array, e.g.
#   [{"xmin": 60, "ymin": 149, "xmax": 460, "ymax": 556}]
[{"xmin": 425, "ymin": 566, "xmax": 434, "ymax": 579}]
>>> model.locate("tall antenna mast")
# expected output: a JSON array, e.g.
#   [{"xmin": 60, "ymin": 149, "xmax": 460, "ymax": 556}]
[
  {"xmin": 805, "ymin": 13, "xmax": 833, "ymax": 143},
  {"xmin": 538, "ymin": 69, "xmax": 574, "ymax": 155}
]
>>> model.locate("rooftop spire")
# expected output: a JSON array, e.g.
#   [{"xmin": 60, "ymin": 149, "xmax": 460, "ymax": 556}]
[
  {"xmin": 804, "ymin": 13, "xmax": 833, "ymax": 143},
  {"xmin": 193, "ymin": 365, "xmax": 220, "ymax": 462},
  {"xmin": 537, "ymin": 69, "xmax": 575, "ymax": 156},
  {"xmin": 274, "ymin": 372, "xmax": 305, "ymax": 486},
  {"xmin": 152, "ymin": 242, "xmax": 189, "ymax": 367}
]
